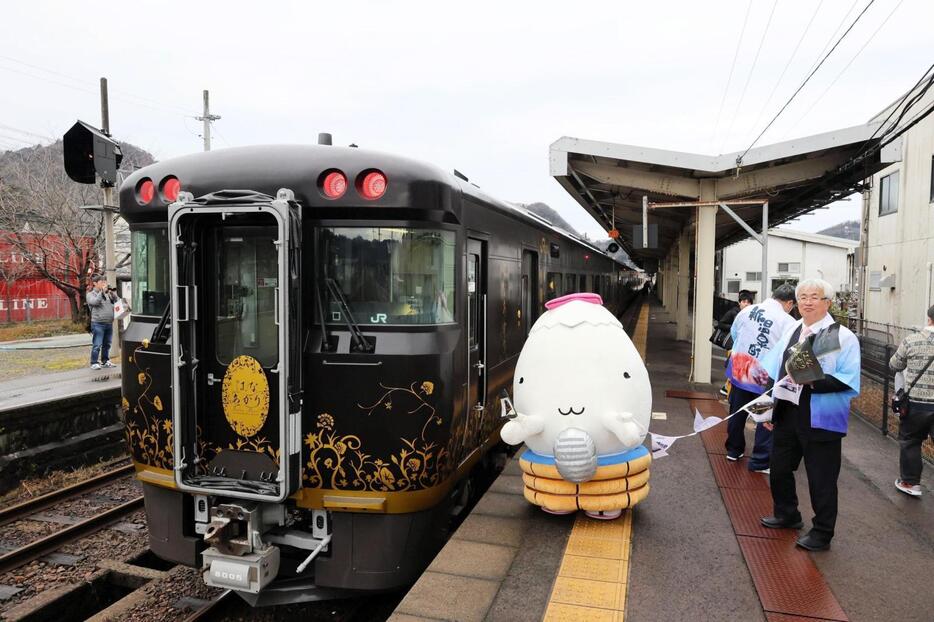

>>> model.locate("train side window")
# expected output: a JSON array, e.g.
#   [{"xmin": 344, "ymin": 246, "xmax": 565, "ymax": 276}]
[
  {"xmin": 546, "ymin": 272, "xmax": 562, "ymax": 301},
  {"xmin": 468, "ymin": 253, "xmax": 479, "ymax": 346},
  {"xmin": 131, "ymin": 228, "xmax": 170, "ymax": 316}
]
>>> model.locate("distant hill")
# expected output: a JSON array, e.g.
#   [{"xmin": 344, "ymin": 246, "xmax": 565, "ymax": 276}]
[
  {"xmin": 817, "ymin": 220, "xmax": 860, "ymax": 241},
  {"xmin": 513, "ymin": 201, "xmax": 580, "ymax": 236}
]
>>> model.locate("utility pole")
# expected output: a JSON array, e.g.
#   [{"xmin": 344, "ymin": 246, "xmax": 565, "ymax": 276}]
[
  {"xmin": 99, "ymin": 77, "xmax": 116, "ymax": 289},
  {"xmin": 196, "ymin": 90, "xmax": 221, "ymax": 152},
  {"xmin": 100, "ymin": 77, "xmax": 119, "ymax": 356}
]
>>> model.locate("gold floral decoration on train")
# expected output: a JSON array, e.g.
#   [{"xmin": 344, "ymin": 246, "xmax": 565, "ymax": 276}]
[
  {"xmin": 124, "ymin": 343, "xmax": 173, "ymax": 470},
  {"xmin": 304, "ymin": 380, "xmax": 452, "ymax": 491}
]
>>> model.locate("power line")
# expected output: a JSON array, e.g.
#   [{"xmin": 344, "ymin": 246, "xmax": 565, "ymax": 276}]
[
  {"xmin": 0, "ymin": 54, "xmax": 199, "ymax": 118},
  {"xmin": 783, "ymin": 0, "xmax": 904, "ymax": 138},
  {"xmin": 801, "ymin": 0, "xmax": 861, "ymax": 79},
  {"xmin": 0, "ymin": 123, "xmax": 54, "ymax": 142},
  {"xmin": 721, "ymin": 0, "xmax": 779, "ymax": 152},
  {"xmin": 745, "ymin": 0, "xmax": 825, "ymax": 144},
  {"xmin": 709, "ymin": 0, "xmax": 753, "ymax": 151},
  {"xmin": 737, "ymin": 0, "xmax": 877, "ymax": 166},
  {"xmin": 0, "ymin": 134, "xmax": 36, "ymax": 145}
]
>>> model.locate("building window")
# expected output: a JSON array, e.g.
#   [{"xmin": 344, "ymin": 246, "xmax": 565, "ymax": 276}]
[
  {"xmin": 879, "ymin": 171, "xmax": 899, "ymax": 216},
  {"xmin": 745, "ymin": 271, "xmax": 761, "ymax": 281},
  {"xmin": 777, "ymin": 262, "xmax": 801, "ymax": 273},
  {"xmin": 727, "ymin": 279, "xmax": 741, "ymax": 294},
  {"xmin": 869, "ymin": 271, "xmax": 882, "ymax": 291}
]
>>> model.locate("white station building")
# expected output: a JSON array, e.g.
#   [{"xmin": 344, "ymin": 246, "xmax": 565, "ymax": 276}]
[{"xmin": 719, "ymin": 229, "xmax": 858, "ymax": 301}]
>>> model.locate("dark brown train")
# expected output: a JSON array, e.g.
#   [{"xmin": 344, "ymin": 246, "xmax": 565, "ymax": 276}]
[{"xmin": 117, "ymin": 142, "xmax": 644, "ymax": 605}]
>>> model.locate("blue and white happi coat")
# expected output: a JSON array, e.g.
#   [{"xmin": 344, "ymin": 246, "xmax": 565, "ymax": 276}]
[
  {"xmin": 760, "ymin": 314, "xmax": 861, "ymax": 434},
  {"xmin": 727, "ymin": 298, "xmax": 797, "ymax": 394}
]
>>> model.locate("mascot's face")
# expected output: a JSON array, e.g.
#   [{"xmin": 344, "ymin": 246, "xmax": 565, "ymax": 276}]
[{"xmin": 513, "ymin": 299, "xmax": 652, "ymax": 455}]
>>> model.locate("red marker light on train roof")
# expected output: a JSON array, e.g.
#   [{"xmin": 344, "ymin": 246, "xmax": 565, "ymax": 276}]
[
  {"xmin": 136, "ymin": 179, "xmax": 155, "ymax": 205},
  {"xmin": 357, "ymin": 170, "xmax": 387, "ymax": 200},
  {"xmin": 160, "ymin": 176, "xmax": 181, "ymax": 202},
  {"xmin": 319, "ymin": 170, "xmax": 347, "ymax": 199}
]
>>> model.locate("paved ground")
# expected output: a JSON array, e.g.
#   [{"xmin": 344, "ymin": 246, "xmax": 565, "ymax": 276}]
[
  {"xmin": 393, "ymin": 296, "xmax": 934, "ymax": 622},
  {"xmin": 0, "ymin": 364, "xmax": 121, "ymax": 412}
]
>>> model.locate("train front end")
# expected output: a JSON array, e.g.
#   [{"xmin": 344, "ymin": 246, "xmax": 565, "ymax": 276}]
[{"xmin": 118, "ymin": 145, "xmax": 488, "ymax": 605}]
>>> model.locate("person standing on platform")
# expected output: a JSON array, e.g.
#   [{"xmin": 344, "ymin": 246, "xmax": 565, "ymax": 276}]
[
  {"xmin": 717, "ymin": 290, "xmax": 755, "ymax": 396},
  {"xmin": 86, "ymin": 274, "xmax": 118, "ymax": 371},
  {"xmin": 724, "ymin": 284, "xmax": 797, "ymax": 469},
  {"xmin": 758, "ymin": 278, "xmax": 861, "ymax": 551},
  {"xmin": 889, "ymin": 304, "xmax": 934, "ymax": 497}
]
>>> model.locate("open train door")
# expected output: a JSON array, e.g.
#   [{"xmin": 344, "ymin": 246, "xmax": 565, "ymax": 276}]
[{"xmin": 168, "ymin": 189, "xmax": 302, "ymax": 503}]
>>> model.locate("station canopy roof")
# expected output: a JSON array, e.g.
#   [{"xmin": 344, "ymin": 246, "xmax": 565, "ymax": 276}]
[{"xmin": 550, "ymin": 123, "xmax": 893, "ymax": 267}]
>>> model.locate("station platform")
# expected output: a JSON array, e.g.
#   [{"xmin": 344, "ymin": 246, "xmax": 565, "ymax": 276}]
[
  {"xmin": 390, "ymin": 298, "xmax": 934, "ymax": 622},
  {"xmin": 0, "ymin": 365, "xmax": 120, "ymax": 413}
]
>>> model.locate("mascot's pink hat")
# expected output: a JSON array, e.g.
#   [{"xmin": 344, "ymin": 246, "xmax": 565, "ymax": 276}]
[{"xmin": 544, "ymin": 292, "xmax": 603, "ymax": 310}]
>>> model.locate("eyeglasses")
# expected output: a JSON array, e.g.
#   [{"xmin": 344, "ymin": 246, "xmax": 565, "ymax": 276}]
[{"xmin": 796, "ymin": 295, "xmax": 829, "ymax": 303}]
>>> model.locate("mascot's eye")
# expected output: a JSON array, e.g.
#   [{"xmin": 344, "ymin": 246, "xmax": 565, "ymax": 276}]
[
  {"xmin": 623, "ymin": 372, "xmax": 631, "ymax": 379},
  {"xmin": 518, "ymin": 377, "xmax": 524, "ymax": 384}
]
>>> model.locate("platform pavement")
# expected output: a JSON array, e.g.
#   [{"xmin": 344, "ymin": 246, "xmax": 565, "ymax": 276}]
[
  {"xmin": 0, "ymin": 365, "xmax": 121, "ymax": 413},
  {"xmin": 390, "ymin": 298, "xmax": 934, "ymax": 622}
]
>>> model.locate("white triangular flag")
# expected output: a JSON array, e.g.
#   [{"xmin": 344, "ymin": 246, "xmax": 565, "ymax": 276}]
[
  {"xmin": 650, "ymin": 433, "xmax": 679, "ymax": 458},
  {"xmin": 693, "ymin": 408, "xmax": 723, "ymax": 433}
]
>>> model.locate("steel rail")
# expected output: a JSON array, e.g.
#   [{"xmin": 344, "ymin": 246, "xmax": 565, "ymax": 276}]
[
  {"xmin": 182, "ymin": 590, "xmax": 234, "ymax": 621},
  {"xmin": 0, "ymin": 463, "xmax": 135, "ymax": 528},
  {"xmin": 0, "ymin": 495, "xmax": 144, "ymax": 575}
]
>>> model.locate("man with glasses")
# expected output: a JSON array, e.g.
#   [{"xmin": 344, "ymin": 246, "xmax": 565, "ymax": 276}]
[{"xmin": 757, "ymin": 278, "xmax": 861, "ymax": 551}]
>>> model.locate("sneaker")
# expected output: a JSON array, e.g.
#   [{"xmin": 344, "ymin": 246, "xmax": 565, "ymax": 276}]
[
  {"xmin": 719, "ymin": 386, "xmax": 729, "ymax": 397},
  {"xmin": 90, "ymin": 363, "xmax": 101, "ymax": 370},
  {"xmin": 753, "ymin": 467, "xmax": 770, "ymax": 475},
  {"xmin": 726, "ymin": 453, "xmax": 744, "ymax": 462},
  {"xmin": 102, "ymin": 361, "xmax": 117, "ymax": 368},
  {"xmin": 895, "ymin": 479, "xmax": 922, "ymax": 497}
]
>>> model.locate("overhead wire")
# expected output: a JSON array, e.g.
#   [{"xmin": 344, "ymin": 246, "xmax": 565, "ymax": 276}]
[
  {"xmin": 745, "ymin": 0, "xmax": 825, "ymax": 144},
  {"xmin": 0, "ymin": 54, "xmax": 200, "ymax": 118},
  {"xmin": 721, "ymin": 0, "xmax": 780, "ymax": 152},
  {"xmin": 799, "ymin": 0, "xmax": 861, "ymax": 79},
  {"xmin": 783, "ymin": 0, "xmax": 905, "ymax": 138},
  {"xmin": 0, "ymin": 123, "xmax": 55, "ymax": 142},
  {"xmin": 709, "ymin": 0, "xmax": 754, "ymax": 152},
  {"xmin": 736, "ymin": 0, "xmax": 877, "ymax": 166}
]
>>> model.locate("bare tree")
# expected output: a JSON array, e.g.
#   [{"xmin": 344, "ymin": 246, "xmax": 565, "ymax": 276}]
[{"xmin": 0, "ymin": 142, "xmax": 102, "ymax": 323}]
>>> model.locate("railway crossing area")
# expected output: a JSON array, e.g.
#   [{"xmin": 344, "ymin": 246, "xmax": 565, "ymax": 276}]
[{"xmin": 392, "ymin": 298, "xmax": 934, "ymax": 622}]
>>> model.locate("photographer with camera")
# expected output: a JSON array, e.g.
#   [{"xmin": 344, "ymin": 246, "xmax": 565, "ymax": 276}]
[
  {"xmin": 889, "ymin": 304, "xmax": 934, "ymax": 497},
  {"xmin": 86, "ymin": 274, "xmax": 118, "ymax": 370}
]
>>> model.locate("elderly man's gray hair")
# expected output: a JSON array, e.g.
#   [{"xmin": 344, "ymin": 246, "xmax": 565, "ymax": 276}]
[{"xmin": 795, "ymin": 278, "xmax": 835, "ymax": 301}]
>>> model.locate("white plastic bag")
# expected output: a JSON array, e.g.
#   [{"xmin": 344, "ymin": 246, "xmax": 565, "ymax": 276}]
[{"xmin": 113, "ymin": 298, "xmax": 130, "ymax": 320}]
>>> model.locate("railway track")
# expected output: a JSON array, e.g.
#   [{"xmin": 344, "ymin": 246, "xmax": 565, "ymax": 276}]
[{"xmin": 0, "ymin": 463, "xmax": 143, "ymax": 575}]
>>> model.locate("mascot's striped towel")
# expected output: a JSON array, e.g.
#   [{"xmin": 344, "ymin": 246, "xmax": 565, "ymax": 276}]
[{"xmin": 519, "ymin": 445, "xmax": 651, "ymax": 513}]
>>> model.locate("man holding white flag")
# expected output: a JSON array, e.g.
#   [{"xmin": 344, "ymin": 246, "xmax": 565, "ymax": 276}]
[{"xmin": 724, "ymin": 285, "xmax": 797, "ymax": 470}]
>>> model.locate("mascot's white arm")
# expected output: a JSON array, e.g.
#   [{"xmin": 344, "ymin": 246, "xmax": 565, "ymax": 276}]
[
  {"xmin": 600, "ymin": 411, "xmax": 644, "ymax": 449},
  {"xmin": 500, "ymin": 413, "xmax": 545, "ymax": 446}
]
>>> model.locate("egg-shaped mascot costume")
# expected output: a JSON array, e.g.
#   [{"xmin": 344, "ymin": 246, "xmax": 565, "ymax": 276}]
[{"xmin": 500, "ymin": 293, "xmax": 652, "ymax": 520}]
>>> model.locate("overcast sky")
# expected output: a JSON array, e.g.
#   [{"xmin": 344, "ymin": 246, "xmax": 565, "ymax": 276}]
[{"xmin": 2, "ymin": 0, "xmax": 932, "ymax": 239}]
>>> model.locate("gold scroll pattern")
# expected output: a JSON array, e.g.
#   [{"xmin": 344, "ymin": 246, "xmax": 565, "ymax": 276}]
[
  {"xmin": 304, "ymin": 380, "xmax": 458, "ymax": 492},
  {"xmin": 123, "ymin": 344, "xmax": 173, "ymax": 470}
]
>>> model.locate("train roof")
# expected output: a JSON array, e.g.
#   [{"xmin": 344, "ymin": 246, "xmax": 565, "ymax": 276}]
[{"xmin": 118, "ymin": 143, "xmax": 633, "ymax": 268}]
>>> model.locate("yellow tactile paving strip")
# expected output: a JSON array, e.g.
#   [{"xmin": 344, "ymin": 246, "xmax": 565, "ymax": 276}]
[{"xmin": 541, "ymin": 301, "xmax": 649, "ymax": 622}]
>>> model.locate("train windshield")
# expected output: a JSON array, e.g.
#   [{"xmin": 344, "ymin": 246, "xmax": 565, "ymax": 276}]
[
  {"xmin": 131, "ymin": 228, "xmax": 170, "ymax": 316},
  {"xmin": 318, "ymin": 227, "xmax": 456, "ymax": 325}
]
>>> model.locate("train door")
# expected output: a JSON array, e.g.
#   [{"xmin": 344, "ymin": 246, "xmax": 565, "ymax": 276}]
[
  {"xmin": 521, "ymin": 249, "xmax": 538, "ymax": 336},
  {"xmin": 466, "ymin": 238, "xmax": 487, "ymax": 416},
  {"xmin": 169, "ymin": 193, "xmax": 302, "ymax": 503}
]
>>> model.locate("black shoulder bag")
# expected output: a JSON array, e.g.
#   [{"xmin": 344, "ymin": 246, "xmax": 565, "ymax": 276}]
[{"xmin": 892, "ymin": 348, "xmax": 934, "ymax": 417}]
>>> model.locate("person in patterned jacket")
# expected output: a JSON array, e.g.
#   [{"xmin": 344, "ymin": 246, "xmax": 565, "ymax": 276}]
[{"xmin": 889, "ymin": 304, "xmax": 934, "ymax": 497}]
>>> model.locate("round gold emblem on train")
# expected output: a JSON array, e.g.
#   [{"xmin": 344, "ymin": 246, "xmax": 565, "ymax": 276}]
[{"xmin": 221, "ymin": 355, "xmax": 270, "ymax": 438}]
